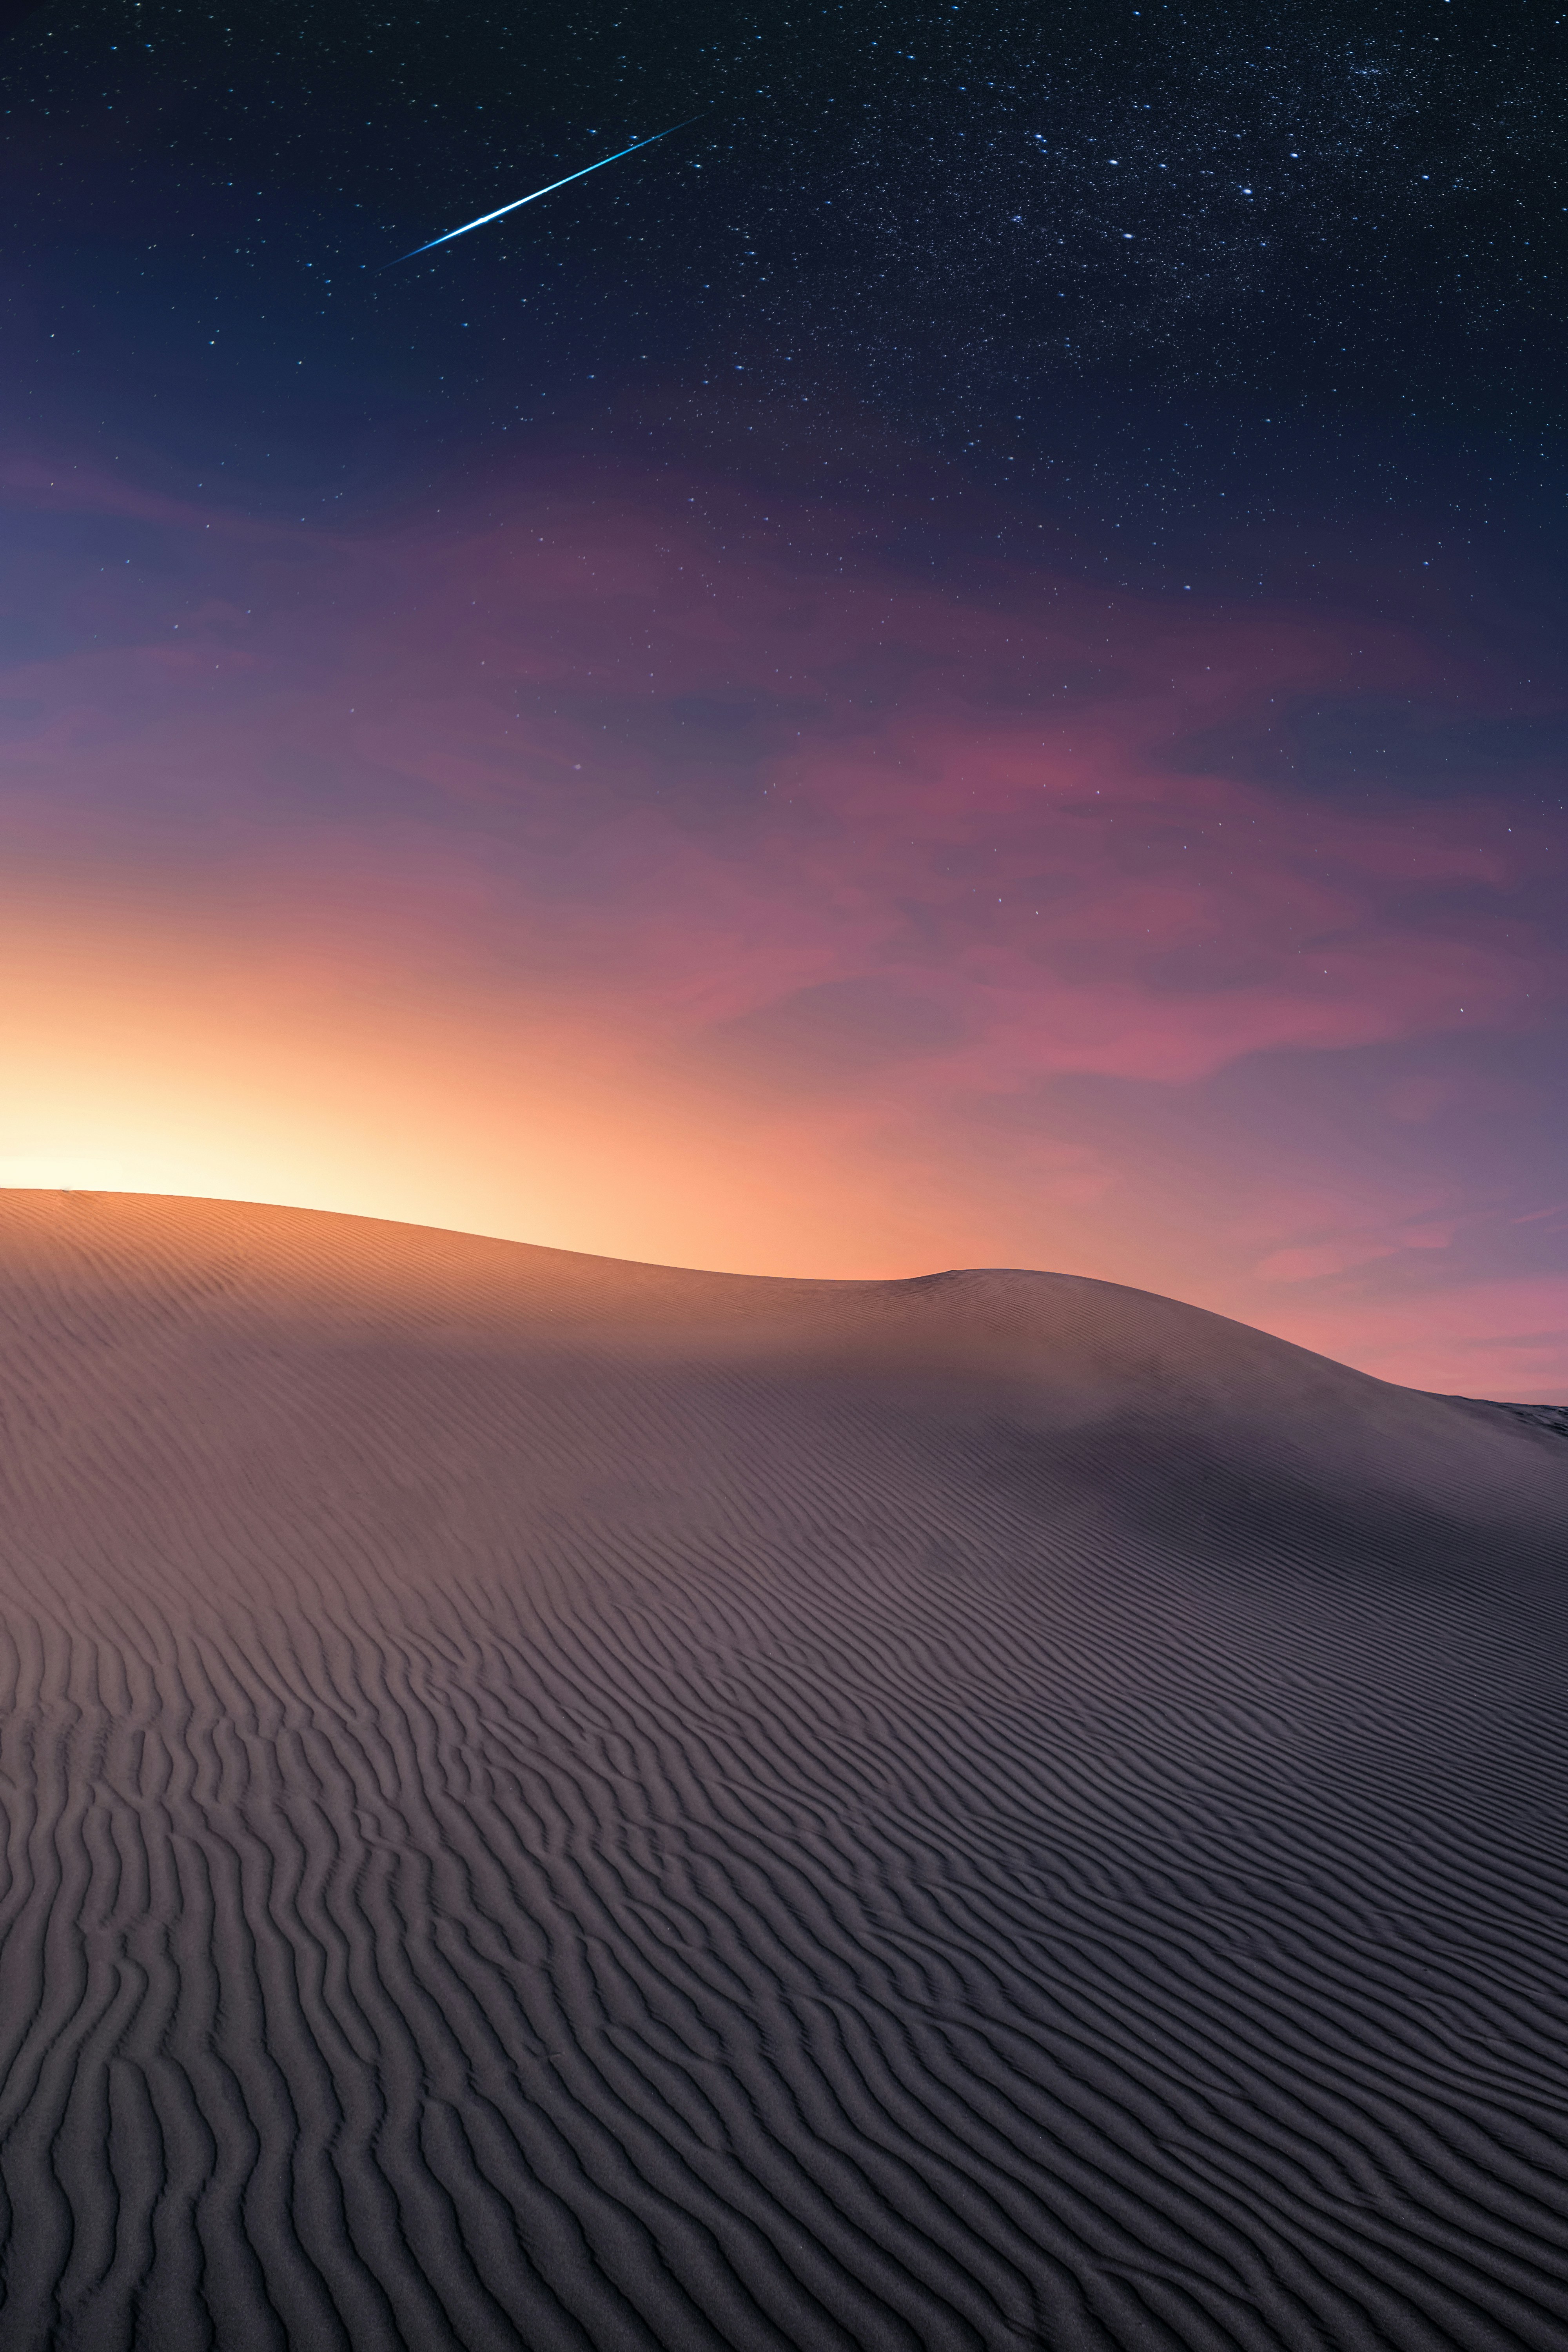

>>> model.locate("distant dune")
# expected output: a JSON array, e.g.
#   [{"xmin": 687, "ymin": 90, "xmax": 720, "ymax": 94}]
[{"xmin": 1, "ymin": 1190, "xmax": 1565, "ymax": 2352}]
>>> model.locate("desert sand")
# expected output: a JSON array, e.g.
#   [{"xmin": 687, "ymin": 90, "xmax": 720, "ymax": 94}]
[{"xmin": 0, "ymin": 1189, "xmax": 1564, "ymax": 2352}]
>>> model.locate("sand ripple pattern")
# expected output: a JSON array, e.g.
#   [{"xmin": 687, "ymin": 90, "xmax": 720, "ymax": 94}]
[{"xmin": 1, "ymin": 1192, "xmax": 1566, "ymax": 2352}]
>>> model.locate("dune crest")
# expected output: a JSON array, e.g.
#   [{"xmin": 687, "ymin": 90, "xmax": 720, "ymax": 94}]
[{"xmin": 1, "ymin": 1189, "xmax": 1565, "ymax": 2352}]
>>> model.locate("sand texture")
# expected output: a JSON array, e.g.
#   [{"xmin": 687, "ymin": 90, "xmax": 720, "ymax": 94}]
[{"xmin": 0, "ymin": 1190, "xmax": 1565, "ymax": 2352}]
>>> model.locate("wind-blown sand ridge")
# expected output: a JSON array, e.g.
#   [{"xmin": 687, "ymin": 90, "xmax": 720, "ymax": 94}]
[{"xmin": 0, "ymin": 1189, "xmax": 1564, "ymax": 2352}]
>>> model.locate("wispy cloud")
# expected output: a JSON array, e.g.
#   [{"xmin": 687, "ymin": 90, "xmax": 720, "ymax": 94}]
[{"xmin": 4, "ymin": 450, "xmax": 1565, "ymax": 1389}]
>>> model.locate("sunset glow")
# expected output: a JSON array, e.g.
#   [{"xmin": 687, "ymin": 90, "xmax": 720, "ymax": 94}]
[{"xmin": 6, "ymin": 454, "xmax": 1565, "ymax": 1393}]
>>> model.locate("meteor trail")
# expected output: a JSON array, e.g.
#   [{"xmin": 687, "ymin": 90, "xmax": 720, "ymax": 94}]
[{"xmin": 388, "ymin": 119, "xmax": 701, "ymax": 265}]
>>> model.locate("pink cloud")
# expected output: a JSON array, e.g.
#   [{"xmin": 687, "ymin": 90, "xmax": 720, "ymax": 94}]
[
  {"xmin": 1257, "ymin": 1220, "xmax": 1460, "ymax": 1286},
  {"xmin": 4, "ymin": 450, "xmax": 1566, "ymax": 1389},
  {"xmin": 1265, "ymin": 1278, "xmax": 1568, "ymax": 1399},
  {"xmin": 5, "ymin": 456, "xmax": 1559, "ymax": 1099}
]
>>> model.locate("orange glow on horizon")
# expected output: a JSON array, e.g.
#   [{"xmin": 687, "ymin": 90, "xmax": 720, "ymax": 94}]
[
  {"xmin": 5, "ymin": 457, "xmax": 1566, "ymax": 1401},
  {"xmin": 2, "ymin": 903, "xmax": 1020, "ymax": 1281},
  {"xmin": 10, "ymin": 900, "xmax": 1568, "ymax": 1403}
]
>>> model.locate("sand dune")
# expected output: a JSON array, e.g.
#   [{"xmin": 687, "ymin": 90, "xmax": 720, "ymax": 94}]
[{"xmin": 0, "ymin": 1191, "xmax": 1565, "ymax": 2352}]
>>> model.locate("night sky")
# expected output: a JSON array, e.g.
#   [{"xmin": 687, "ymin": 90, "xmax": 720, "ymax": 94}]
[{"xmin": 4, "ymin": 0, "xmax": 1566, "ymax": 1394}]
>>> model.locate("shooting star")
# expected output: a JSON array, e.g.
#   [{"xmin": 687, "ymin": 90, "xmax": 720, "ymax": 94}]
[{"xmin": 388, "ymin": 119, "xmax": 701, "ymax": 265}]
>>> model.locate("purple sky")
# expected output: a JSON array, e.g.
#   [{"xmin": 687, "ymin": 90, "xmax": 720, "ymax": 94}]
[{"xmin": 5, "ymin": 442, "xmax": 1567, "ymax": 1396}]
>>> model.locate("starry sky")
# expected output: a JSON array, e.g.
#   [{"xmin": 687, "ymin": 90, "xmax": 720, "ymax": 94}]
[{"xmin": 3, "ymin": 0, "xmax": 1566, "ymax": 1394}]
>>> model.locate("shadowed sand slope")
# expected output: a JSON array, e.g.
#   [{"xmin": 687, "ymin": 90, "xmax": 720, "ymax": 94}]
[{"xmin": 1, "ymin": 1192, "xmax": 1566, "ymax": 2352}]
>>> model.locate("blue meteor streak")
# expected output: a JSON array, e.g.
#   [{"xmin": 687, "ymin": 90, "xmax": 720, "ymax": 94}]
[{"xmin": 388, "ymin": 119, "xmax": 701, "ymax": 265}]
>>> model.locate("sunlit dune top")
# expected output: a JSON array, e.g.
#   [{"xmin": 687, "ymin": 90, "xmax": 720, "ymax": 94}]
[
  {"xmin": 2, "ymin": 1183, "xmax": 1334, "ymax": 1363},
  {"xmin": 2, "ymin": 1189, "xmax": 1564, "ymax": 1624},
  {"xmin": 0, "ymin": 1185, "xmax": 1554, "ymax": 1437}
]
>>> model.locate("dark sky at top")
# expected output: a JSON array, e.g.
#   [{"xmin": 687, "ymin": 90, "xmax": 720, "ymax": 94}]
[{"xmin": 4, "ymin": 0, "xmax": 1563, "ymax": 571}]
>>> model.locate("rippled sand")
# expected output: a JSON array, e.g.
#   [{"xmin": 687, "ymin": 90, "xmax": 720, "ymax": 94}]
[{"xmin": 1, "ymin": 1190, "xmax": 1565, "ymax": 2352}]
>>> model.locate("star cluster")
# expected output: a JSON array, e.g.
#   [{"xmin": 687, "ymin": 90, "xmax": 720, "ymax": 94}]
[{"xmin": 3, "ymin": 0, "xmax": 1562, "ymax": 490}]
